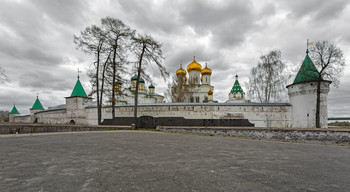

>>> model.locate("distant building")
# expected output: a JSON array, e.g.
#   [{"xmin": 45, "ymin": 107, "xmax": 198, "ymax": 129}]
[
  {"xmin": 226, "ymin": 75, "xmax": 246, "ymax": 103},
  {"xmin": 175, "ymin": 56, "xmax": 214, "ymax": 103}
]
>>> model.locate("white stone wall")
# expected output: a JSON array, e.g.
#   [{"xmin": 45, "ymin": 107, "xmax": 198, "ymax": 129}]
[
  {"xmin": 35, "ymin": 110, "xmax": 68, "ymax": 124},
  {"xmin": 93, "ymin": 104, "xmax": 292, "ymax": 128},
  {"xmin": 13, "ymin": 115, "xmax": 31, "ymax": 123},
  {"xmin": 288, "ymin": 81, "xmax": 330, "ymax": 128}
]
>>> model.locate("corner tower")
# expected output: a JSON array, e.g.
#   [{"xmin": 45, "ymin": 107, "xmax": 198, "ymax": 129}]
[
  {"xmin": 287, "ymin": 49, "xmax": 331, "ymax": 128},
  {"xmin": 65, "ymin": 75, "xmax": 91, "ymax": 124},
  {"xmin": 9, "ymin": 104, "xmax": 20, "ymax": 122}
]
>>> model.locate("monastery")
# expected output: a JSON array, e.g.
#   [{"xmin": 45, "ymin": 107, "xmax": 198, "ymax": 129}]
[{"xmin": 9, "ymin": 49, "xmax": 331, "ymax": 128}]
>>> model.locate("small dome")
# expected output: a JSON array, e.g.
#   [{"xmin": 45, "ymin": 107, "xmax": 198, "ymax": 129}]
[
  {"xmin": 208, "ymin": 89, "xmax": 213, "ymax": 95},
  {"xmin": 149, "ymin": 84, "xmax": 155, "ymax": 88},
  {"xmin": 131, "ymin": 74, "xmax": 145, "ymax": 83},
  {"xmin": 201, "ymin": 63, "xmax": 212, "ymax": 75},
  {"xmin": 176, "ymin": 64, "xmax": 187, "ymax": 76},
  {"xmin": 187, "ymin": 56, "xmax": 202, "ymax": 73}
]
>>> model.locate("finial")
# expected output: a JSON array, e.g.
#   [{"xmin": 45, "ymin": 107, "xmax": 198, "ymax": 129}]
[
  {"xmin": 193, "ymin": 56, "xmax": 196, "ymax": 61},
  {"xmin": 306, "ymin": 39, "xmax": 313, "ymax": 54},
  {"xmin": 77, "ymin": 68, "xmax": 82, "ymax": 79},
  {"xmin": 205, "ymin": 63, "xmax": 207, "ymax": 68},
  {"xmin": 37, "ymin": 92, "xmax": 39, "ymax": 98},
  {"xmin": 235, "ymin": 74, "xmax": 238, "ymax": 80},
  {"xmin": 180, "ymin": 64, "xmax": 183, "ymax": 68}
]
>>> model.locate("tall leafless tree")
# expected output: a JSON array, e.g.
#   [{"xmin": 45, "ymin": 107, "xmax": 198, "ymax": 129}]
[
  {"xmin": 131, "ymin": 34, "xmax": 168, "ymax": 128},
  {"xmin": 247, "ymin": 50, "xmax": 290, "ymax": 103},
  {"xmin": 74, "ymin": 25, "xmax": 108, "ymax": 124},
  {"xmin": 101, "ymin": 17, "xmax": 134, "ymax": 119},
  {"xmin": 309, "ymin": 41, "xmax": 345, "ymax": 128}
]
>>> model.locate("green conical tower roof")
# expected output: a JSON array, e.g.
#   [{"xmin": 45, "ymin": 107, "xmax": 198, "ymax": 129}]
[
  {"xmin": 70, "ymin": 76, "xmax": 87, "ymax": 97},
  {"xmin": 10, "ymin": 105, "xmax": 20, "ymax": 114},
  {"xmin": 230, "ymin": 75, "xmax": 244, "ymax": 94},
  {"xmin": 31, "ymin": 96, "xmax": 44, "ymax": 110},
  {"xmin": 293, "ymin": 49, "xmax": 321, "ymax": 84}
]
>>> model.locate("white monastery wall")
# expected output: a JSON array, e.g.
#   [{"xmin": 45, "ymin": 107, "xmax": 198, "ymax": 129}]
[
  {"xmin": 35, "ymin": 110, "xmax": 67, "ymax": 124},
  {"xmin": 92, "ymin": 104, "xmax": 293, "ymax": 128}
]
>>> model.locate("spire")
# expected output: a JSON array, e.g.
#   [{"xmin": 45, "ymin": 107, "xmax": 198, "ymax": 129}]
[
  {"xmin": 77, "ymin": 68, "xmax": 82, "ymax": 79},
  {"xmin": 10, "ymin": 104, "xmax": 20, "ymax": 114},
  {"xmin": 292, "ymin": 50, "xmax": 321, "ymax": 84},
  {"xmin": 70, "ymin": 76, "xmax": 87, "ymax": 97},
  {"xmin": 31, "ymin": 96, "xmax": 44, "ymax": 110},
  {"xmin": 230, "ymin": 75, "xmax": 244, "ymax": 94}
]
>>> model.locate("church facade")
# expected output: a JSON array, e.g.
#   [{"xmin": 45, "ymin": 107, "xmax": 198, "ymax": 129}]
[
  {"xmin": 9, "ymin": 49, "xmax": 330, "ymax": 128},
  {"xmin": 175, "ymin": 56, "xmax": 214, "ymax": 103}
]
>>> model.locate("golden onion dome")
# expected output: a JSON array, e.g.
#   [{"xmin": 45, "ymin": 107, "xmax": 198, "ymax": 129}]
[
  {"xmin": 208, "ymin": 89, "xmax": 213, "ymax": 95},
  {"xmin": 201, "ymin": 63, "xmax": 212, "ymax": 75},
  {"xmin": 187, "ymin": 56, "xmax": 202, "ymax": 73},
  {"xmin": 176, "ymin": 64, "xmax": 187, "ymax": 76}
]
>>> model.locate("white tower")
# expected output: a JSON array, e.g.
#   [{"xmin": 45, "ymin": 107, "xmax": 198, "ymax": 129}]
[{"xmin": 287, "ymin": 49, "xmax": 331, "ymax": 128}]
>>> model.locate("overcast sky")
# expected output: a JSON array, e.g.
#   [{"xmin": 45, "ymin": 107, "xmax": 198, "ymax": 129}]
[{"xmin": 1, "ymin": 0, "xmax": 349, "ymax": 117}]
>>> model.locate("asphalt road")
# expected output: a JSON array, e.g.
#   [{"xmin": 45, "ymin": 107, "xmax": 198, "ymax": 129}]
[{"xmin": 1, "ymin": 131, "xmax": 350, "ymax": 192}]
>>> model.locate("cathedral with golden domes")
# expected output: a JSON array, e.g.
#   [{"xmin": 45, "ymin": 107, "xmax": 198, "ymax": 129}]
[{"xmin": 175, "ymin": 56, "xmax": 214, "ymax": 103}]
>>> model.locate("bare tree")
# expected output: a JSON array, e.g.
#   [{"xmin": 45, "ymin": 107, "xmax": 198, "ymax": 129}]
[
  {"xmin": 247, "ymin": 50, "xmax": 290, "ymax": 103},
  {"xmin": 101, "ymin": 17, "xmax": 134, "ymax": 119},
  {"xmin": 74, "ymin": 25, "xmax": 108, "ymax": 124},
  {"xmin": 309, "ymin": 41, "xmax": 345, "ymax": 128},
  {"xmin": 166, "ymin": 74, "xmax": 195, "ymax": 102},
  {"xmin": 131, "ymin": 34, "xmax": 169, "ymax": 128}
]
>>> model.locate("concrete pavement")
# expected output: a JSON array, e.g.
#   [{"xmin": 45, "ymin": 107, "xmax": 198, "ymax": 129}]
[{"xmin": 1, "ymin": 130, "xmax": 350, "ymax": 191}]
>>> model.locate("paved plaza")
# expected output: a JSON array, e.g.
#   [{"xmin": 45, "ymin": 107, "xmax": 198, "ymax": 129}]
[{"xmin": 1, "ymin": 131, "xmax": 350, "ymax": 191}]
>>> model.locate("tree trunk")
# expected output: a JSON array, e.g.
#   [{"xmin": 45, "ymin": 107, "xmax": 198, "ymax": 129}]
[
  {"xmin": 134, "ymin": 45, "xmax": 146, "ymax": 129},
  {"xmin": 111, "ymin": 40, "xmax": 118, "ymax": 119},
  {"xmin": 96, "ymin": 49, "xmax": 101, "ymax": 125},
  {"xmin": 99, "ymin": 52, "xmax": 110, "ymax": 125},
  {"xmin": 315, "ymin": 80, "xmax": 321, "ymax": 128}
]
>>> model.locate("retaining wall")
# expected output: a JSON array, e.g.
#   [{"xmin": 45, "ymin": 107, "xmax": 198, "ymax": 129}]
[
  {"xmin": 0, "ymin": 124, "xmax": 130, "ymax": 134},
  {"xmin": 159, "ymin": 126, "xmax": 350, "ymax": 143}
]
